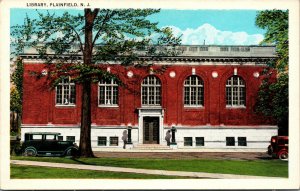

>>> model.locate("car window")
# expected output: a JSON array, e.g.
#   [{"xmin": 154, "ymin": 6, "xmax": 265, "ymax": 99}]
[
  {"xmin": 32, "ymin": 135, "xmax": 42, "ymax": 140},
  {"xmin": 278, "ymin": 139, "xmax": 288, "ymax": 145},
  {"xmin": 46, "ymin": 135, "xmax": 56, "ymax": 140},
  {"xmin": 66, "ymin": 136, "xmax": 75, "ymax": 142}
]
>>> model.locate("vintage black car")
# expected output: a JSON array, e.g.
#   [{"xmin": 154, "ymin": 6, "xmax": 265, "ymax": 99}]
[{"xmin": 21, "ymin": 132, "xmax": 79, "ymax": 157}]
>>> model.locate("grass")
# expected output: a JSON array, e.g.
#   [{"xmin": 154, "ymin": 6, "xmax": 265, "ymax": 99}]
[
  {"xmin": 11, "ymin": 164, "xmax": 185, "ymax": 179},
  {"xmin": 11, "ymin": 156, "xmax": 288, "ymax": 178}
]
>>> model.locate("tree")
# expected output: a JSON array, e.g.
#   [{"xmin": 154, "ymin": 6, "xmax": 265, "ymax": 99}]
[
  {"xmin": 11, "ymin": 9, "xmax": 181, "ymax": 157},
  {"xmin": 10, "ymin": 58, "xmax": 24, "ymax": 134},
  {"xmin": 255, "ymin": 10, "xmax": 288, "ymax": 135}
]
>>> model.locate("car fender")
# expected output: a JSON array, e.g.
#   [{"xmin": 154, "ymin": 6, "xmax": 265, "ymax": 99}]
[
  {"xmin": 277, "ymin": 148, "xmax": 288, "ymax": 156},
  {"xmin": 277, "ymin": 149, "xmax": 288, "ymax": 160},
  {"xmin": 24, "ymin": 146, "xmax": 37, "ymax": 152}
]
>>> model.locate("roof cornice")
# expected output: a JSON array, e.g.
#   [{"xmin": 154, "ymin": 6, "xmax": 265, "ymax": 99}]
[{"xmin": 19, "ymin": 54, "xmax": 276, "ymax": 63}]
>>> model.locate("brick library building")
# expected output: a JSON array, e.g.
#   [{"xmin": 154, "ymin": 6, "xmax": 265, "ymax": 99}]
[{"xmin": 20, "ymin": 45, "xmax": 278, "ymax": 150}]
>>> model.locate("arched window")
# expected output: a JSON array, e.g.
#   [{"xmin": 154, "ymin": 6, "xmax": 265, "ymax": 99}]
[
  {"xmin": 56, "ymin": 78, "xmax": 76, "ymax": 105},
  {"xmin": 98, "ymin": 79, "xmax": 118, "ymax": 106},
  {"xmin": 184, "ymin": 75, "xmax": 204, "ymax": 106},
  {"xmin": 226, "ymin": 76, "xmax": 246, "ymax": 106},
  {"xmin": 141, "ymin": 76, "xmax": 161, "ymax": 106}
]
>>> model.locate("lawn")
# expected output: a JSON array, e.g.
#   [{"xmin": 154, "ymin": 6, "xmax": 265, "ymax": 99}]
[
  {"xmin": 11, "ymin": 164, "xmax": 185, "ymax": 179},
  {"xmin": 11, "ymin": 156, "xmax": 288, "ymax": 178}
]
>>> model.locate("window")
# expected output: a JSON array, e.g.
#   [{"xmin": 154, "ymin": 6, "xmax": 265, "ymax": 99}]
[
  {"xmin": 109, "ymin": 137, "xmax": 119, "ymax": 146},
  {"xmin": 238, "ymin": 137, "xmax": 247, "ymax": 146},
  {"xmin": 32, "ymin": 135, "xmax": 42, "ymax": 140},
  {"xmin": 226, "ymin": 137, "xmax": 235, "ymax": 146},
  {"xmin": 45, "ymin": 135, "xmax": 56, "ymax": 140},
  {"xmin": 196, "ymin": 137, "xmax": 205, "ymax": 146},
  {"xmin": 226, "ymin": 76, "xmax": 246, "ymax": 107},
  {"xmin": 220, "ymin": 47, "xmax": 229, "ymax": 51},
  {"xmin": 231, "ymin": 47, "xmax": 240, "ymax": 51},
  {"xmin": 184, "ymin": 137, "xmax": 193, "ymax": 146},
  {"xmin": 66, "ymin": 136, "xmax": 75, "ymax": 142},
  {"xmin": 99, "ymin": 79, "xmax": 118, "ymax": 106},
  {"xmin": 58, "ymin": 136, "xmax": 63, "ymax": 141},
  {"xmin": 278, "ymin": 139, "xmax": 288, "ymax": 145},
  {"xmin": 184, "ymin": 75, "xmax": 204, "ymax": 106},
  {"xmin": 141, "ymin": 76, "xmax": 161, "ymax": 106},
  {"xmin": 189, "ymin": 47, "xmax": 198, "ymax": 51},
  {"xmin": 56, "ymin": 78, "xmax": 76, "ymax": 105},
  {"xmin": 199, "ymin": 47, "xmax": 208, "ymax": 51},
  {"xmin": 98, "ymin": 137, "xmax": 107, "ymax": 146},
  {"xmin": 240, "ymin": 47, "xmax": 250, "ymax": 52}
]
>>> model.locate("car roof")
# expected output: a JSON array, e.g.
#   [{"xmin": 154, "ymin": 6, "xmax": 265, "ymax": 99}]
[{"xmin": 25, "ymin": 132, "xmax": 61, "ymax": 135}]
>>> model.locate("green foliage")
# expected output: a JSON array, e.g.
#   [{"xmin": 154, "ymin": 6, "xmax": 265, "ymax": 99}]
[
  {"xmin": 10, "ymin": 58, "xmax": 24, "ymax": 114},
  {"xmin": 11, "ymin": 9, "xmax": 181, "ymax": 86},
  {"xmin": 256, "ymin": 74, "xmax": 288, "ymax": 127},
  {"xmin": 10, "ymin": 88, "xmax": 21, "ymax": 113},
  {"xmin": 256, "ymin": 10, "xmax": 288, "ymax": 72},
  {"xmin": 255, "ymin": 10, "xmax": 289, "ymax": 134}
]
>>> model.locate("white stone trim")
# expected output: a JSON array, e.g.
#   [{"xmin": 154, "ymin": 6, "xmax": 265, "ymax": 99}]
[
  {"xmin": 21, "ymin": 124, "xmax": 277, "ymax": 149},
  {"xmin": 163, "ymin": 127, "xmax": 277, "ymax": 149},
  {"xmin": 165, "ymin": 125, "xmax": 278, "ymax": 129},
  {"xmin": 22, "ymin": 59, "xmax": 269, "ymax": 66},
  {"xmin": 55, "ymin": 105, "xmax": 76, "ymax": 108},
  {"xmin": 137, "ymin": 108, "xmax": 164, "ymax": 145}
]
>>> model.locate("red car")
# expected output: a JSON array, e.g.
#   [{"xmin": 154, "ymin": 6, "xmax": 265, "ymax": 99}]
[{"xmin": 267, "ymin": 136, "xmax": 288, "ymax": 160}]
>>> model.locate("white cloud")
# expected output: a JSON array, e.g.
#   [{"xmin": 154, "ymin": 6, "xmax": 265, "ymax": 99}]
[{"xmin": 167, "ymin": 23, "xmax": 264, "ymax": 45}]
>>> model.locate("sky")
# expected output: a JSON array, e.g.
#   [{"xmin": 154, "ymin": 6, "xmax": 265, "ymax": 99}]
[{"xmin": 10, "ymin": 9, "xmax": 265, "ymax": 45}]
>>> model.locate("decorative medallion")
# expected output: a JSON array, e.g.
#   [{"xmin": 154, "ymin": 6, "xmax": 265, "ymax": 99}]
[
  {"xmin": 169, "ymin": 71, "xmax": 176, "ymax": 78},
  {"xmin": 127, "ymin": 71, "xmax": 133, "ymax": 78},
  {"xmin": 41, "ymin": 69, "xmax": 47, "ymax": 76},
  {"xmin": 253, "ymin": 72, "xmax": 260, "ymax": 78},
  {"xmin": 212, "ymin": 71, "xmax": 218, "ymax": 78}
]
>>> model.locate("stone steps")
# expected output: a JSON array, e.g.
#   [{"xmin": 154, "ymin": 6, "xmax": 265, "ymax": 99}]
[{"xmin": 133, "ymin": 144, "xmax": 171, "ymax": 150}]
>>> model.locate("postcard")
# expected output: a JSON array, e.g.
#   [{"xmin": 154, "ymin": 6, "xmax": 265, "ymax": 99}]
[{"xmin": 0, "ymin": 0, "xmax": 299, "ymax": 190}]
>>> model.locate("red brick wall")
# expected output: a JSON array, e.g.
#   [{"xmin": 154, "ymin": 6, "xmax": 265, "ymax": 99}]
[{"xmin": 22, "ymin": 62, "xmax": 275, "ymax": 127}]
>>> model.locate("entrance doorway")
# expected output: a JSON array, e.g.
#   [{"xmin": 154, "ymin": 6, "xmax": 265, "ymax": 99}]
[{"xmin": 143, "ymin": 117, "xmax": 159, "ymax": 144}]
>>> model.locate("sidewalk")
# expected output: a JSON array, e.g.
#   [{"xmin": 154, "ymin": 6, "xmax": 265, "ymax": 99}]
[
  {"xmin": 92, "ymin": 148, "xmax": 267, "ymax": 152},
  {"xmin": 11, "ymin": 160, "xmax": 280, "ymax": 179}
]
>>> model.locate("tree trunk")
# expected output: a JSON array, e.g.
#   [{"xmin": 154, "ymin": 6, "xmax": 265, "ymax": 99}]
[
  {"xmin": 10, "ymin": 112, "xmax": 15, "ymax": 132},
  {"xmin": 79, "ymin": 9, "xmax": 99, "ymax": 157},
  {"xmin": 17, "ymin": 113, "xmax": 21, "ymax": 134},
  {"xmin": 79, "ymin": 81, "xmax": 93, "ymax": 157}
]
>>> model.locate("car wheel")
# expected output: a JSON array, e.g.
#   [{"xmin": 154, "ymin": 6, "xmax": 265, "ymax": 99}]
[
  {"xmin": 24, "ymin": 147, "xmax": 37, "ymax": 157},
  {"xmin": 65, "ymin": 148, "xmax": 78, "ymax": 157},
  {"xmin": 278, "ymin": 150, "xmax": 288, "ymax": 161}
]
